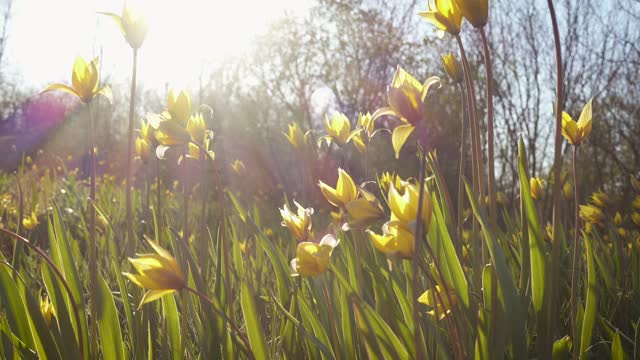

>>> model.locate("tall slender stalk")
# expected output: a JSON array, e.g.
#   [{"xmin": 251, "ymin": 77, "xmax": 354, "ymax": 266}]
[
  {"xmin": 455, "ymin": 34, "xmax": 484, "ymax": 202},
  {"xmin": 570, "ymin": 145, "xmax": 580, "ymax": 360},
  {"xmin": 126, "ymin": 48, "xmax": 138, "ymax": 252},
  {"xmin": 199, "ymin": 148, "xmax": 208, "ymax": 277},
  {"xmin": 87, "ymin": 101, "xmax": 98, "ymax": 355},
  {"xmin": 546, "ymin": 1, "xmax": 565, "ymax": 357},
  {"xmin": 412, "ymin": 141, "xmax": 427, "ymax": 360},
  {"xmin": 479, "ymin": 28, "xmax": 497, "ymax": 225},
  {"xmin": 456, "ymin": 83, "xmax": 467, "ymax": 256},
  {"xmin": 156, "ymin": 154, "xmax": 162, "ymax": 231}
]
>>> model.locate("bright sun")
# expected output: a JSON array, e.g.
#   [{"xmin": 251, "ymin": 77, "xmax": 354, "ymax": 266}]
[{"xmin": 7, "ymin": 0, "xmax": 310, "ymax": 90}]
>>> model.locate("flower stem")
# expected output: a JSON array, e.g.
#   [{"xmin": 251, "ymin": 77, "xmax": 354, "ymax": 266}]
[
  {"xmin": 456, "ymin": 83, "xmax": 466, "ymax": 256},
  {"xmin": 126, "ymin": 48, "xmax": 138, "ymax": 253},
  {"xmin": 87, "ymin": 101, "xmax": 98, "ymax": 356},
  {"xmin": 479, "ymin": 27, "xmax": 497, "ymax": 226},
  {"xmin": 455, "ymin": 34, "xmax": 484, "ymax": 204},
  {"xmin": 545, "ymin": 1, "xmax": 565, "ymax": 357},
  {"xmin": 199, "ymin": 148, "xmax": 208, "ymax": 278},
  {"xmin": 412, "ymin": 143, "xmax": 427, "ymax": 360},
  {"xmin": 570, "ymin": 145, "xmax": 580, "ymax": 360}
]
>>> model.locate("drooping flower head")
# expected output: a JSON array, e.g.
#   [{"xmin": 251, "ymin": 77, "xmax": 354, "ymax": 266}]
[
  {"xmin": 280, "ymin": 201, "xmax": 314, "ymax": 242},
  {"xmin": 590, "ymin": 189, "xmax": 609, "ymax": 208},
  {"xmin": 290, "ymin": 234, "xmax": 339, "ymax": 277},
  {"xmin": 371, "ymin": 67, "xmax": 440, "ymax": 158},
  {"xmin": 345, "ymin": 189, "xmax": 385, "ymax": 229},
  {"xmin": 418, "ymin": 285, "xmax": 457, "ymax": 320},
  {"xmin": 453, "ymin": 0, "xmax": 489, "ymax": 28},
  {"xmin": 23, "ymin": 211, "xmax": 39, "ymax": 231},
  {"xmin": 579, "ymin": 204, "xmax": 604, "ymax": 226},
  {"xmin": 368, "ymin": 221, "xmax": 415, "ymax": 259},
  {"xmin": 124, "ymin": 239, "xmax": 186, "ymax": 308}
]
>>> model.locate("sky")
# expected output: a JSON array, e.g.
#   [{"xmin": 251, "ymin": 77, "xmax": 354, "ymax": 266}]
[{"xmin": 3, "ymin": 0, "xmax": 312, "ymax": 91}]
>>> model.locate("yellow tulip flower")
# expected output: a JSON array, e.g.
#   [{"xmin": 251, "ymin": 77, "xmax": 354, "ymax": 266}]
[
  {"xmin": 124, "ymin": 239, "xmax": 186, "ymax": 307},
  {"xmin": 561, "ymin": 99, "xmax": 593, "ymax": 146},
  {"xmin": 231, "ymin": 160, "xmax": 246, "ymax": 175},
  {"xmin": 351, "ymin": 132, "xmax": 367, "ymax": 154},
  {"xmin": 140, "ymin": 119, "xmax": 155, "ymax": 143},
  {"xmin": 388, "ymin": 181, "xmax": 432, "ymax": 227},
  {"xmin": 590, "ymin": 190, "xmax": 609, "ymax": 208},
  {"xmin": 419, "ymin": 0, "xmax": 463, "ymax": 36},
  {"xmin": 280, "ymin": 201, "xmax": 313, "ymax": 242},
  {"xmin": 42, "ymin": 55, "xmax": 112, "ymax": 104},
  {"xmin": 290, "ymin": 234, "xmax": 339, "ymax": 277},
  {"xmin": 530, "ymin": 177, "xmax": 544, "ymax": 201},
  {"xmin": 563, "ymin": 181, "xmax": 573, "ymax": 199},
  {"xmin": 320, "ymin": 113, "xmax": 351, "ymax": 147},
  {"xmin": 135, "ymin": 137, "xmax": 151, "ymax": 162},
  {"xmin": 148, "ymin": 112, "xmax": 191, "ymax": 147},
  {"xmin": 371, "ymin": 67, "xmax": 440, "ymax": 158},
  {"xmin": 318, "ymin": 168, "xmax": 358, "ymax": 209},
  {"xmin": 283, "ymin": 122, "xmax": 308, "ymax": 149},
  {"xmin": 418, "ymin": 285, "xmax": 457, "ymax": 320},
  {"xmin": 345, "ymin": 189, "xmax": 385, "ymax": 228},
  {"xmin": 187, "ymin": 140, "xmax": 215, "ymax": 161},
  {"xmin": 100, "ymin": 1, "xmax": 149, "ymax": 49},
  {"xmin": 378, "ymin": 171, "xmax": 402, "ymax": 194},
  {"xmin": 441, "ymin": 53, "xmax": 462, "ymax": 83},
  {"xmin": 187, "ymin": 112, "xmax": 206, "ymax": 143},
  {"xmin": 167, "ymin": 89, "xmax": 192, "ymax": 126},
  {"xmin": 632, "ymin": 212, "xmax": 640, "ymax": 227},
  {"xmin": 358, "ymin": 112, "xmax": 375, "ymax": 135},
  {"xmin": 368, "ymin": 221, "xmax": 415, "ymax": 259},
  {"xmin": 631, "ymin": 196, "xmax": 640, "ymax": 210},
  {"xmin": 579, "ymin": 204, "xmax": 604, "ymax": 225},
  {"xmin": 453, "ymin": 0, "xmax": 488, "ymax": 28},
  {"xmin": 614, "ymin": 212, "xmax": 623, "ymax": 227},
  {"xmin": 23, "ymin": 211, "xmax": 39, "ymax": 231},
  {"xmin": 40, "ymin": 295, "xmax": 56, "ymax": 328}
]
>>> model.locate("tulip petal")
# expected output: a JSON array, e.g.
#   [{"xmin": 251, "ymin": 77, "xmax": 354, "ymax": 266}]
[
  {"xmin": 392, "ymin": 124, "xmax": 415, "ymax": 159},
  {"xmin": 421, "ymin": 76, "xmax": 442, "ymax": 102},
  {"xmin": 98, "ymin": 12, "xmax": 126, "ymax": 36},
  {"xmin": 97, "ymin": 86, "xmax": 113, "ymax": 104},
  {"xmin": 577, "ymin": 98, "xmax": 593, "ymax": 138},
  {"xmin": 370, "ymin": 107, "xmax": 400, "ymax": 122},
  {"xmin": 41, "ymin": 83, "xmax": 81, "ymax": 99},
  {"xmin": 139, "ymin": 289, "xmax": 176, "ymax": 308}
]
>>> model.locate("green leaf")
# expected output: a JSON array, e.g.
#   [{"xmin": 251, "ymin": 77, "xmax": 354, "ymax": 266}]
[
  {"xmin": 579, "ymin": 232, "xmax": 597, "ymax": 357},
  {"xmin": 96, "ymin": 275, "xmax": 125, "ymax": 360},
  {"xmin": 298, "ymin": 293, "xmax": 335, "ymax": 360},
  {"xmin": 611, "ymin": 331, "xmax": 624, "ymax": 360},
  {"xmin": 0, "ymin": 265, "xmax": 35, "ymax": 352},
  {"xmin": 430, "ymin": 195, "xmax": 470, "ymax": 310},
  {"xmin": 48, "ymin": 203, "xmax": 88, "ymax": 358},
  {"xmin": 517, "ymin": 139, "xmax": 546, "ymax": 313},
  {"xmin": 465, "ymin": 181, "xmax": 525, "ymax": 357},
  {"xmin": 162, "ymin": 293, "xmax": 181, "ymax": 360},
  {"xmin": 241, "ymin": 281, "xmax": 268, "ymax": 360}
]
